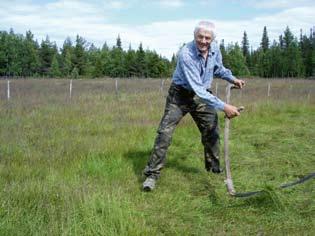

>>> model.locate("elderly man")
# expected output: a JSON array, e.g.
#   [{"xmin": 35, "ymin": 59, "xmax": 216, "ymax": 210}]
[{"xmin": 143, "ymin": 21, "xmax": 245, "ymax": 191}]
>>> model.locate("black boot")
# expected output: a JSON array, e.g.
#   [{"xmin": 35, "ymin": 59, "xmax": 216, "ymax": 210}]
[{"xmin": 205, "ymin": 159, "xmax": 223, "ymax": 174}]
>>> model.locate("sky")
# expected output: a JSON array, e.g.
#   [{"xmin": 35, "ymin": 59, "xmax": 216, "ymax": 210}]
[{"xmin": 1, "ymin": 0, "xmax": 315, "ymax": 59}]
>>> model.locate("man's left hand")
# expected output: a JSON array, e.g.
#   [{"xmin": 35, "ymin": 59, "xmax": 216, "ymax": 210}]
[{"xmin": 233, "ymin": 79, "xmax": 245, "ymax": 89}]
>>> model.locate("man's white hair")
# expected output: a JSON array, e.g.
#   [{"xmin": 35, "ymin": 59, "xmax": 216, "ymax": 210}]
[{"xmin": 194, "ymin": 21, "xmax": 216, "ymax": 39}]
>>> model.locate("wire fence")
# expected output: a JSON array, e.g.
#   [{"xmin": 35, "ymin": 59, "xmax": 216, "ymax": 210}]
[{"xmin": 0, "ymin": 77, "xmax": 314, "ymax": 106}]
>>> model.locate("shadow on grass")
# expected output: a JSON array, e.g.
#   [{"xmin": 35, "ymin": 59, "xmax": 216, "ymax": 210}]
[
  {"xmin": 167, "ymin": 157, "xmax": 201, "ymax": 175},
  {"xmin": 123, "ymin": 149, "xmax": 202, "ymax": 184},
  {"xmin": 123, "ymin": 150, "xmax": 150, "ymax": 183}
]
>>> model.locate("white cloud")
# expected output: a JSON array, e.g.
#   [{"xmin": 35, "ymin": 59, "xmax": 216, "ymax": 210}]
[
  {"xmin": 107, "ymin": 1, "xmax": 127, "ymax": 10},
  {"xmin": 139, "ymin": 6, "xmax": 315, "ymax": 57},
  {"xmin": 237, "ymin": 0, "xmax": 315, "ymax": 9},
  {"xmin": 158, "ymin": 0, "xmax": 184, "ymax": 8},
  {"xmin": 0, "ymin": 0, "xmax": 314, "ymax": 59}
]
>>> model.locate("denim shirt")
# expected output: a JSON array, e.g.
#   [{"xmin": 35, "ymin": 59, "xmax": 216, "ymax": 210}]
[{"xmin": 172, "ymin": 40, "xmax": 235, "ymax": 111}]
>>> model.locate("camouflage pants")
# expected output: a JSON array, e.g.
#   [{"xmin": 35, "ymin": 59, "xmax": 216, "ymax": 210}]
[{"xmin": 143, "ymin": 82, "xmax": 220, "ymax": 179}]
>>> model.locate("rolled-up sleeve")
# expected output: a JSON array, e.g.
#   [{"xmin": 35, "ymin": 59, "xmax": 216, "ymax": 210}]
[
  {"xmin": 179, "ymin": 54, "xmax": 225, "ymax": 110},
  {"xmin": 214, "ymin": 49, "xmax": 235, "ymax": 83}
]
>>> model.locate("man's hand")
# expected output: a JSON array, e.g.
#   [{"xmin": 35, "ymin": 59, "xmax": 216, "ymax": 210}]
[
  {"xmin": 224, "ymin": 104, "xmax": 240, "ymax": 119},
  {"xmin": 233, "ymin": 79, "xmax": 245, "ymax": 89}
]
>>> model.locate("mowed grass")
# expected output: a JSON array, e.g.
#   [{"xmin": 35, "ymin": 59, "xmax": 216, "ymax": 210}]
[{"xmin": 0, "ymin": 78, "xmax": 314, "ymax": 235}]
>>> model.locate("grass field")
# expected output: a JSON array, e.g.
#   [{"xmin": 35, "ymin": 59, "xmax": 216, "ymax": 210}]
[{"xmin": 0, "ymin": 78, "xmax": 314, "ymax": 235}]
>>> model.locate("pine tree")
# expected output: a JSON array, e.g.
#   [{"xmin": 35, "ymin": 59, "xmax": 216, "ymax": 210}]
[
  {"xmin": 116, "ymin": 34, "xmax": 122, "ymax": 50},
  {"xmin": 86, "ymin": 43, "xmax": 99, "ymax": 77},
  {"xmin": 283, "ymin": 26, "xmax": 294, "ymax": 49},
  {"xmin": 109, "ymin": 36, "xmax": 125, "ymax": 77},
  {"xmin": 125, "ymin": 44, "xmax": 137, "ymax": 77},
  {"xmin": 92, "ymin": 54, "xmax": 104, "ymax": 78},
  {"xmin": 21, "ymin": 30, "xmax": 40, "ymax": 76},
  {"xmin": 170, "ymin": 53, "xmax": 177, "ymax": 72},
  {"xmin": 0, "ymin": 31, "xmax": 8, "ymax": 76},
  {"xmin": 39, "ymin": 36, "xmax": 56, "ymax": 76},
  {"xmin": 98, "ymin": 45, "xmax": 109, "ymax": 76},
  {"xmin": 241, "ymin": 31, "xmax": 250, "ymax": 68},
  {"xmin": 71, "ymin": 67, "xmax": 79, "ymax": 79},
  {"xmin": 102, "ymin": 42, "xmax": 109, "ymax": 51},
  {"xmin": 312, "ymin": 26, "xmax": 315, "ymax": 76},
  {"xmin": 219, "ymin": 39, "xmax": 230, "ymax": 68},
  {"xmin": 61, "ymin": 37, "xmax": 73, "ymax": 57},
  {"xmin": 261, "ymin": 26, "xmax": 269, "ymax": 52},
  {"xmin": 136, "ymin": 43, "xmax": 146, "ymax": 77},
  {"xmin": 225, "ymin": 43, "xmax": 249, "ymax": 76},
  {"xmin": 73, "ymin": 35, "xmax": 87, "ymax": 75},
  {"xmin": 50, "ymin": 53, "xmax": 61, "ymax": 77},
  {"xmin": 63, "ymin": 50, "xmax": 72, "ymax": 77},
  {"xmin": 300, "ymin": 30, "xmax": 312, "ymax": 77},
  {"xmin": 282, "ymin": 27, "xmax": 304, "ymax": 77},
  {"xmin": 146, "ymin": 51, "xmax": 162, "ymax": 78}
]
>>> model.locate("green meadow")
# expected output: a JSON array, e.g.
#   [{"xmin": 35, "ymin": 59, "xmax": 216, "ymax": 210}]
[{"xmin": 0, "ymin": 78, "xmax": 314, "ymax": 235}]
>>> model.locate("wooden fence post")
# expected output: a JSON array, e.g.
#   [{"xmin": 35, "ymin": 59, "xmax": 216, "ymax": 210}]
[
  {"xmin": 267, "ymin": 82, "xmax": 271, "ymax": 97},
  {"xmin": 160, "ymin": 79, "xmax": 165, "ymax": 93},
  {"xmin": 69, "ymin": 79, "xmax": 73, "ymax": 99},
  {"xmin": 7, "ymin": 80, "xmax": 10, "ymax": 100},
  {"xmin": 115, "ymin": 79, "xmax": 118, "ymax": 95}
]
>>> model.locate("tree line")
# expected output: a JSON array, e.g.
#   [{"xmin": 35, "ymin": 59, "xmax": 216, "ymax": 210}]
[
  {"xmin": 0, "ymin": 26, "xmax": 314, "ymax": 79},
  {"xmin": 221, "ymin": 26, "xmax": 315, "ymax": 78},
  {"xmin": 0, "ymin": 29, "xmax": 175, "ymax": 78}
]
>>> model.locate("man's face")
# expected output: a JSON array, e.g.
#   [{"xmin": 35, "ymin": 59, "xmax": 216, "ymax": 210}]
[{"xmin": 195, "ymin": 29, "xmax": 212, "ymax": 53}]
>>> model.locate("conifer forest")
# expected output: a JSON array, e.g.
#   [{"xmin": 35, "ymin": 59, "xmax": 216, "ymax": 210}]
[{"xmin": 0, "ymin": 26, "xmax": 314, "ymax": 79}]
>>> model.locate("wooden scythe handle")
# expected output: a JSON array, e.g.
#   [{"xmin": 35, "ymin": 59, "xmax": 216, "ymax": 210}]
[{"xmin": 224, "ymin": 84, "xmax": 244, "ymax": 195}]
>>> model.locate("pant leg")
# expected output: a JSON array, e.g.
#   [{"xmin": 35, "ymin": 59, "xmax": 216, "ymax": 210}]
[
  {"xmin": 189, "ymin": 97, "xmax": 220, "ymax": 171},
  {"xmin": 143, "ymin": 84, "xmax": 189, "ymax": 179}
]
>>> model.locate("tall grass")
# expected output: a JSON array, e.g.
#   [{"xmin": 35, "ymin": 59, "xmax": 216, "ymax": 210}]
[{"xmin": 0, "ymin": 78, "xmax": 314, "ymax": 235}]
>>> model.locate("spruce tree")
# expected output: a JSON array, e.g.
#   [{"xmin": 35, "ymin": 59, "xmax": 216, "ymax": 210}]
[
  {"xmin": 146, "ymin": 51, "xmax": 162, "ymax": 78},
  {"xmin": 92, "ymin": 54, "xmax": 104, "ymax": 78},
  {"xmin": 219, "ymin": 39, "xmax": 230, "ymax": 68},
  {"xmin": 282, "ymin": 27, "xmax": 304, "ymax": 77},
  {"xmin": 63, "ymin": 50, "xmax": 72, "ymax": 77},
  {"xmin": 22, "ymin": 30, "xmax": 40, "ymax": 76},
  {"xmin": 136, "ymin": 43, "xmax": 146, "ymax": 77},
  {"xmin": 0, "ymin": 31, "xmax": 7, "ymax": 75},
  {"xmin": 50, "ymin": 53, "xmax": 61, "ymax": 77},
  {"xmin": 125, "ymin": 44, "xmax": 137, "ymax": 77},
  {"xmin": 116, "ymin": 34, "xmax": 122, "ymax": 50},
  {"xmin": 283, "ymin": 26, "xmax": 294, "ymax": 49},
  {"xmin": 61, "ymin": 37, "xmax": 73, "ymax": 57},
  {"xmin": 109, "ymin": 36, "xmax": 125, "ymax": 77},
  {"xmin": 300, "ymin": 31, "xmax": 312, "ymax": 77},
  {"xmin": 261, "ymin": 26, "xmax": 269, "ymax": 52},
  {"xmin": 225, "ymin": 43, "xmax": 249, "ymax": 76},
  {"xmin": 71, "ymin": 67, "xmax": 79, "ymax": 79},
  {"xmin": 73, "ymin": 35, "xmax": 87, "ymax": 75},
  {"xmin": 241, "ymin": 31, "xmax": 250, "ymax": 67},
  {"xmin": 39, "ymin": 36, "xmax": 56, "ymax": 76},
  {"xmin": 102, "ymin": 42, "xmax": 109, "ymax": 51}
]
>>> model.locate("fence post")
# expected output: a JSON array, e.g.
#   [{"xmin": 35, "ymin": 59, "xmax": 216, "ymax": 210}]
[
  {"xmin": 7, "ymin": 80, "xmax": 10, "ymax": 100},
  {"xmin": 69, "ymin": 79, "xmax": 73, "ymax": 99},
  {"xmin": 160, "ymin": 79, "xmax": 165, "ymax": 93},
  {"xmin": 267, "ymin": 82, "xmax": 271, "ymax": 97},
  {"xmin": 115, "ymin": 79, "xmax": 118, "ymax": 95}
]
